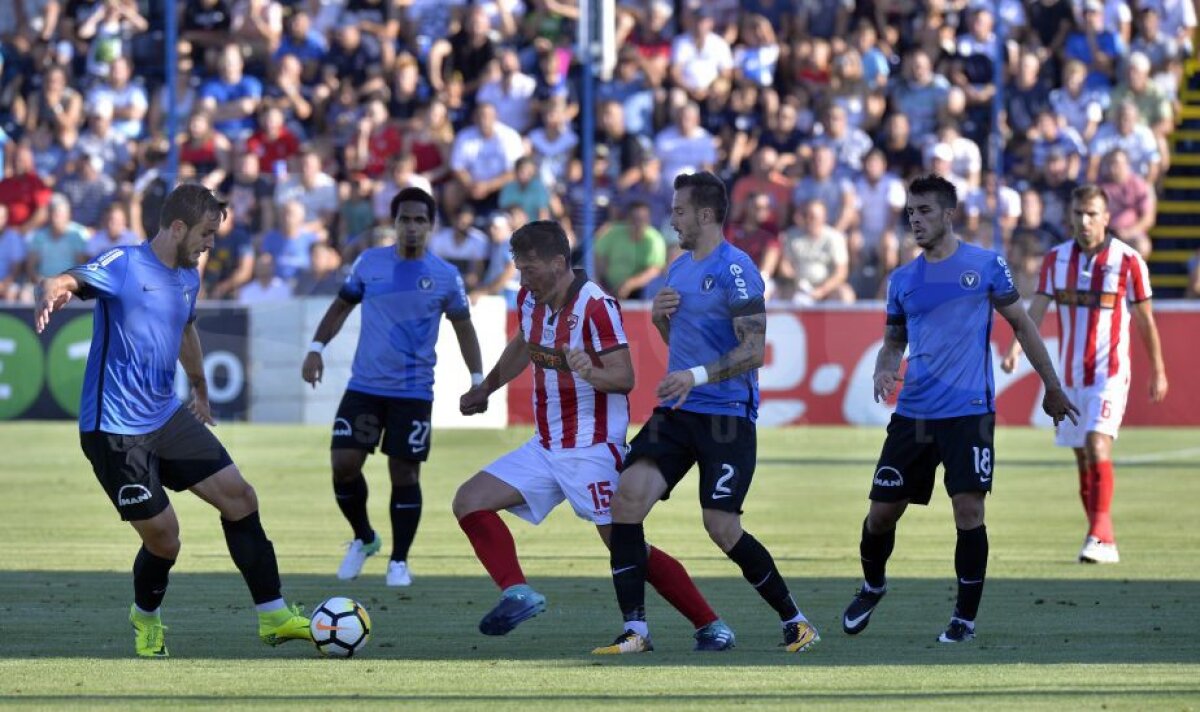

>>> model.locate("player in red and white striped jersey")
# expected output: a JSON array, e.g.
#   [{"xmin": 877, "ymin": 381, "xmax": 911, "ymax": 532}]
[
  {"xmin": 452, "ymin": 220, "xmax": 734, "ymax": 648},
  {"xmin": 1003, "ymin": 185, "xmax": 1168, "ymax": 564}
]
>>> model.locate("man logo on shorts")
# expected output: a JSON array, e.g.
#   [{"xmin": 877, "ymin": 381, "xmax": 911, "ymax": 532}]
[
  {"xmin": 873, "ymin": 466, "xmax": 904, "ymax": 487},
  {"xmin": 332, "ymin": 417, "xmax": 352, "ymax": 437},
  {"xmin": 117, "ymin": 484, "xmax": 153, "ymax": 507}
]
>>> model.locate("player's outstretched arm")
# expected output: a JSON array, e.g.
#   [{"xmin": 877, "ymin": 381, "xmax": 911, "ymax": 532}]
[
  {"xmin": 180, "ymin": 322, "xmax": 215, "ymax": 426},
  {"xmin": 302, "ymin": 297, "xmax": 356, "ymax": 388},
  {"xmin": 872, "ymin": 323, "xmax": 907, "ymax": 403},
  {"xmin": 1131, "ymin": 300, "xmax": 1169, "ymax": 403},
  {"xmin": 461, "ymin": 332, "xmax": 531, "ymax": 415},
  {"xmin": 451, "ymin": 317, "xmax": 485, "ymax": 378},
  {"xmin": 998, "ymin": 301, "xmax": 1079, "ymax": 425},
  {"xmin": 33, "ymin": 273, "xmax": 82, "ymax": 334},
  {"xmin": 1001, "ymin": 294, "xmax": 1052, "ymax": 373},
  {"xmin": 566, "ymin": 345, "xmax": 634, "ymax": 394}
]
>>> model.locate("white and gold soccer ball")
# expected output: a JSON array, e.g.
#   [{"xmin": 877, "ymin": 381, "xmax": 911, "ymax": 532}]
[{"xmin": 310, "ymin": 597, "xmax": 371, "ymax": 657}]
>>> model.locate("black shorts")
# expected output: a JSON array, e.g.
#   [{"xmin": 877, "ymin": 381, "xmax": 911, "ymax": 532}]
[
  {"xmin": 625, "ymin": 407, "xmax": 756, "ymax": 513},
  {"xmin": 80, "ymin": 407, "xmax": 235, "ymax": 522},
  {"xmin": 869, "ymin": 413, "xmax": 996, "ymax": 505},
  {"xmin": 331, "ymin": 389, "xmax": 433, "ymax": 461}
]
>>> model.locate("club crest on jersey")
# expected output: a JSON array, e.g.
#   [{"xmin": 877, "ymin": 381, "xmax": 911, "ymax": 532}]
[
  {"xmin": 702, "ymin": 275, "xmax": 716, "ymax": 292},
  {"xmin": 418, "ymin": 276, "xmax": 434, "ymax": 291},
  {"xmin": 960, "ymin": 270, "xmax": 981, "ymax": 290},
  {"xmin": 566, "ymin": 313, "xmax": 578, "ymax": 330}
]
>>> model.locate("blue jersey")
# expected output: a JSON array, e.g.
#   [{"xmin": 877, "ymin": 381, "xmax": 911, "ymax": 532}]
[
  {"xmin": 887, "ymin": 241, "xmax": 1019, "ymax": 419},
  {"xmin": 664, "ymin": 241, "xmax": 763, "ymax": 419},
  {"xmin": 339, "ymin": 247, "xmax": 470, "ymax": 400},
  {"xmin": 67, "ymin": 244, "xmax": 199, "ymax": 434}
]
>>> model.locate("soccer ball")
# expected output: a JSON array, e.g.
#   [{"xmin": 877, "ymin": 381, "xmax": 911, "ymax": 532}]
[{"xmin": 310, "ymin": 597, "xmax": 371, "ymax": 657}]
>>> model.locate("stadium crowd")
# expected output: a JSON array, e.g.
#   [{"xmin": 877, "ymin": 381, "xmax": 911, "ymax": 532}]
[{"xmin": 1, "ymin": 0, "xmax": 1199, "ymax": 306}]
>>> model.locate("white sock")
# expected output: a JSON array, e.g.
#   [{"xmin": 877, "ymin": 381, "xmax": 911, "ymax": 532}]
[
  {"xmin": 783, "ymin": 612, "xmax": 809, "ymax": 626},
  {"xmin": 255, "ymin": 598, "xmax": 287, "ymax": 614},
  {"xmin": 624, "ymin": 621, "xmax": 649, "ymax": 638},
  {"xmin": 863, "ymin": 581, "xmax": 887, "ymax": 594},
  {"xmin": 133, "ymin": 604, "xmax": 159, "ymax": 617},
  {"xmin": 951, "ymin": 616, "xmax": 975, "ymax": 630}
]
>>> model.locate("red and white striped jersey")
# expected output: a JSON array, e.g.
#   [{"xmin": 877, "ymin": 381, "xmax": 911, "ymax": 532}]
[
  {"xmin": 518, "ymin": 270, "xmax": 630, "ymax": 450},
  {"xmin": 1036, "ymin": 237, "xmax": 1152, "ymax": 388}
]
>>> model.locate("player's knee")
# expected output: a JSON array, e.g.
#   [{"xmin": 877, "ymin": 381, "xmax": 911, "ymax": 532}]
[
  {"xmin": 331, "ymin": 452, "xmax": 364, "ymax": 483},
  {"xmin": 451, "ymin": 482, "xmax": 485, "ymax": 519},
  {"xmin": 142, "ymin": 524, "xmax": 181, "ymax": 559},
  {"xmin": 951, "ymin": 497, "xmax": 984, "ymax": 529},
  {"xmin": 388, "ymin": 459, "xmax": 420, "ymax": 487},
  {"xmin": 702, "ymin": 512, "xmax": 742, "ymax": 551}
]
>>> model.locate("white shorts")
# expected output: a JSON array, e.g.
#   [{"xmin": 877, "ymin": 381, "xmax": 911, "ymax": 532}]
[
  {"xmin": 483, "ymin": 438, "xmax": 626, "ymax": 525},
  {"xmin": 1055, "ymin": 380, "xmax": 1129, "ymax": 448}
]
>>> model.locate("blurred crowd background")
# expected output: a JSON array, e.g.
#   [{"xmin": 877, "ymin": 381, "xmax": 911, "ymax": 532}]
[{"xmin": 1, "ymin": 0, "xmax": 1199, "ymax": 307}]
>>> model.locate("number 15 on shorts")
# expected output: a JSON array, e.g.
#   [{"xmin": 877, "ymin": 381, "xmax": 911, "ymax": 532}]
[{"xmin": 587, "ymin": 482, "xmax": 613, "ymax": 510}]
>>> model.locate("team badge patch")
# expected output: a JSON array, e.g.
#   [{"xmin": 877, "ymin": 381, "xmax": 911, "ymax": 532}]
[
  {"xmin": 702, "ymin": 275, "xmax": 716, "ymax": 292},
  {"xmin": 566, "ymin": 314, "xmax": 578, "ymax": 330},
  {"xmin": 418, "ymin": 276, "xmax": 434, "ymax": 291},
  {"xmin": 959, "ymin": 271, "xmax": 981, "ymax": 290}
]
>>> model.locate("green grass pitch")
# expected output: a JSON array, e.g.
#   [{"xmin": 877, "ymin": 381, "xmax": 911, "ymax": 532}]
[{"xmin": 1, "ymin": 423, "xmax": 1198, "ymax": 710}]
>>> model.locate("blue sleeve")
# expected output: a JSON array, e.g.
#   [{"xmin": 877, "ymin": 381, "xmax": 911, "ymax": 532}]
[
  {"xmin": 338, "ymin": 255, "xmax": 366, "ymax": 304},
  {"xmin": 988, "ymin": 254, "xmax": 1020, "ymax": 307},
  {"xmin": 885, "ymin": 272, "xmax": 906, "ymax": 323},
  {"xmin": 724, "ymin": 255, "xmax": 765, "ymax": 317},
  {"xmin": 244, "ymin": 76, "xmax": 263, "ymax": 99},
  {"xmin": 67, "ymin": 247, "xmax": 131, "ymax": 300},
  {"xmin": 186, "ymin": 272, "xmax": 200, "ymax": 323},
  {"xmin": 444, "ymin": 270, "xmax": 470, "ymax": 322}
]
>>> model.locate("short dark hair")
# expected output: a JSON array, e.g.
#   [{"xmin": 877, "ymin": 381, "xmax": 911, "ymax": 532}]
[
  {"xmin": 159, "ymin": 183, "xmax": 227, "ymax": 231},
  {"xmin": 390, "ymin": 187, "xmax": 436, "ymax": 222},
  {"xmin": 510, "ymin": 220, "xmax": 571, "ymax": 263},
  {"xmin": 1072, "ymin": 183, "xmax": 1110, "ymax": 208},
  {"xmin": 908, "ymin": 174, "xmax": 958, "ymax": 210},
  {"xmin": 673, "ymin": 171, "xmax": 728, "ymax": 223}
]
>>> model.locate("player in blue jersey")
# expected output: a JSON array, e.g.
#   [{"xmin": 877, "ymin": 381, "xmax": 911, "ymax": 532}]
[
  {"xmin": 34, "ymin": 184, "xmax": 312, "ymax": 658},
  {"xmin": 594, "ymin": 171, "xmax": 819, "ymax": 655},
  {"xmin": 302, "ymin": 187, "xmax": 483, "ymax": 586},
  {"xmin": 841, "ymin": 175, "xmax": 1079, "ymax": 644}
]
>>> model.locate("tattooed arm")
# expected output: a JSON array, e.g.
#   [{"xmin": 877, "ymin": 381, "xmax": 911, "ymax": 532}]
[{"xmin": 655, "ymin": 312, "xmax": 766, "ymax": 409}]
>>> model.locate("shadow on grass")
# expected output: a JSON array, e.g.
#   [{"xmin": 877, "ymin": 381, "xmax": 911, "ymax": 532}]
[{"xmin": 0, "ymin": 571, "xmax": 1196, "ymax": 665}]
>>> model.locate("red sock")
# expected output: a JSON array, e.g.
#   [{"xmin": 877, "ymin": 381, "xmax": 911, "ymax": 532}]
[
  {"xmin": 1077, "ymin": 461, "xmax": 1093, "ymax": 526},
  {"xmin": 1089, "ymin": 461, "xmax": 1116, "ymax": 543},
  {"xmin": 646, "ymin": 546, "xmax": 718, "ymax": 628},
  {"xmin": 458, "ymin": 511, "xmax": 526, "ymax": 590}
]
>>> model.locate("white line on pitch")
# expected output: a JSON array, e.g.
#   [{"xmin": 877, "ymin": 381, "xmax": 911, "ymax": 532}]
[{"xmin": 1114, "ymin": 447, "xmax": 1200, "ymax": 465}]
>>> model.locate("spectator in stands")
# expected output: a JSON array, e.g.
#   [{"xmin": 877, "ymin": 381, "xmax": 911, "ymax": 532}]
[
  {"xmin": 0, "ymin": 204, "xmax": 28, "ymax": 301},
  {"xmin": 594, "ymin": 199, "xmax": 667, "ymax": 300},
  {"xmin": 732, "ymin": 13, "xmax": 781, "ymax": 103},
  {"xmin": 1005, "ymin": 49, "xmax": 1050, "ymax": 143},
  {"xmin": 725, "ymin": 192, "xmax": 783, "ymax": 295},
  {"xmin": 247, "ymin": 105, "xmax": 300, "ymax": 175},
  {"xmin": 177, "ymin": 110, "xmax": 231, "ymax": 190},
  {"xmin": 1065, "ymin": 0, "xmax": 1125, "ymax": 91},
  {"xmin": 595, "ymin": 100, "xmax": 647, "ymax": 191},
  {"xmin": 231, "ymin": 0, "xmax": 284, "ymax": 68},
  {"xmin": 950, "ymin": 7, "xmax": 1000, "ymax": 142},
  {"xmin": 1132, "ymin": 6, "xmax": 1185, "ymax": 95},
  {"xmin": 429, "ymin": 203, "xmax": 489, "ymax": 289},
  {"xmin": 264, "ymin": 54, "xmax": 315, "ymax": 138},
  {"xmin": 294, "ymin": 242, "xmax": 346, "ymax": 297},
  {"xmin": 200, "ymin": 44, "xmax": 263, "ymax": 142},
  {"xmin": 617, "ymin": 154, "xmax": 674, "ymax": 231},
  {"xmin": 877, "ymin": 112, "xmax": 924, "ymax": 181},
  {"xmin": 928, "ymin": 123, "xmax": 983, "ymax": 189},
  {"xmin": 711, "ymin": 82, "xmax": 761, "ymax": 179},
  {"xmin": 1009, "ymin": 229, "xmax": 1048, "ymax": 299},
  {"xmin": 758, "ymin": 100, "xmax": 810, "ymax": 176},
  {"xmin": 1050, "ymin": 59, "xmax": 1109, "ymax": 144},
  {"xmin": 261, "ymin": 199, "xmax": 322, "ymax": 282},
  {"xmin": 0, "ymin": 143, "xmax": 52, "ymax": 234},
  {"xmin": 1144, "ymin": 0, "xmax": 1197, "ymax": 57},
  {"xmin": 477, "ymin": 47, "xmax": 538, "ymax": 134},
  {"xmin": 1099, "ymin": 149, "xmax": 1155, "ymax": 258},
  {"xmin": 850, "ymin": 148, "xmax": 905, "ymax": 295},
  {"xmin": 428, "ymin": 5, "xmax": 496, "ymax": 94},
  {"xmin": 321, "ymin": 23, "xmax": 387, "ymax": 99},
  {"xmin": 24, "ymin": 65, "xmax": 83, "ymax": 137},
  {"xmin": 1109, "ymin": 51, "xmax": 1173, "ymax": 175},
  {"xmin": 78, "ymin": 0, "xmax": 147, "ymax": 80},
  {"xmin": 182, "ymin": 0, "xmax": 233, "ymax": 68},
  {"xmin": 964, "ymin": 171, "xmax": 1021, "ymax": 249},
  {"xmin": 222, "ymin": 150, "xmax": 274, "ymax": 234},
  {"xmin": 928, "ymin": 143, "xmax": 971, "ymax": 200},
  {"xmin": 85, "ymin": 202, "xmax": 139, "ymax": 257},
  {"xmin": 499, "ymin": 156, "xmax": 554, "ymax": 222},
  {"xmin": 27, "ymin": 193, "xmax": 89, "ymax": 281},
  {"xmin": 562, "ymin": 147, "xmax": 616, "ymax": 251},
  {"xmin": 472, "ymin": 211, "xmax": 518, "ymax": 303},
  {"xmin": 238, "ymin": 252, "xmax": 293, "ymax": 304},
  {"xmin": 56, "ymin": 153, "xmax": 117, "ymax": 229},
  {"xmin": 130, "ymin": 139, "xmax": 171, "ymax": 238},
  {"xmin": 386, "ymin": 53, "xmax": 432, "ymax": 127},
  {"xmin": 274, "ymin": 150, "xmax": 338, "ymax": 237},
  {"xmin": 793, "ymin": 145, "xmax": 856, "ymax": 236},
  {"xmin": 1028, "ymin": 0, "xmax": 1075, "ymax": 70},
  {"xmin": 1030, "ymin": 108, "xmax": 1087, "ymax": 180},
  {"xmin": 670, "ymin": 6, "xmax": 733, "ymax": 102},
  {"xmin": 402, "ymin": 99, "xmax": 455, "ymax": 186},
  {"xmin": 1011, "ymin": 189, "xmax": 1066, "ymax": 255},
  {"xmin": 149, "ymin": 43, "xmax": 199, "ymax": 137},
  {"xmin": 336, "ymin": 172, "xmax": 376, "ymax": 246},
  {"xmin": 274, "ymin": 7, "xmax": 328, "ymax": 82},
  {"xmin": 87, "ymin": 56, "xmax": 147, "ymax": 142},
  {"xmin": 654, "ymin": 102, "xmax": 717, "ymax": 189},
  {"xmin": 199, "ymin": 206, "xmax": 254, "ymax": 299},
  {"xmin": 779, "ymin": 199, "xmax": 853, "ymax": 304},
  {"xmin": 528, "ymin": 99, "xmax": 580, "ymax": 191},
  {"xmin": 372, "ymin": 153, "xmax": 433, "ymax": 225},
  {"xmin": 1033, "ymin": 148, "xmax": 1080, "ymax": 235},
  {"xmin": 890, "ymin": 49, "xmax": 951, "ymax": 138},
  {"xmin": 73, "ymin": 100, "xmax": 133, "ymax": 181},
  {"xmin": 1088, "ymin": 100, "xmax": 1162, "ymax": 184},
  {"xmin": 815, "ymin": 104, "xmax": 873, "ymax": 179},
  {"xmin": 597, "ymin": 47, "xmax": 656, "ymax": 137},
  {"xmin": 447, "ymin": 101, "xmax": 525, "ymax": 216},
  {"xmin": 731, "ymin": 146, "xmax": 793, "ymax": 227},
  {"xmin": 347, "ymin": 98, "xmax": 403, "ymax": 179}
]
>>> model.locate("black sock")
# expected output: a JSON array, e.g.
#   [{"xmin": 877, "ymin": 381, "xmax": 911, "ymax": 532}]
[
  {"xmin": 726, "ymin": 532, "xmax": 800, "ymax": 621},
  {"xmin": 221, "ymin": 511, "xmax": 283, "ymax": 605},
  {"xmin": 333, "ymin": 475, "xmax": 374, "ymax": 544},
  {"xmin": 132, "ymin": 546, "xmax": 175, "ymax": 612},
  {"xmin": 860, "ymin": 517, "xmax": 895, "ymax": 590},
  {"xmin": 954, "ymin": 525, "xmax": 988, "ymax": 622},
  {"xmin": 390, "ymin": 483, "xmax": 422, "ymax": 562},
  {"xmin": 610, "ymin": 522, "xmax": 648, "ymax": 622}
]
